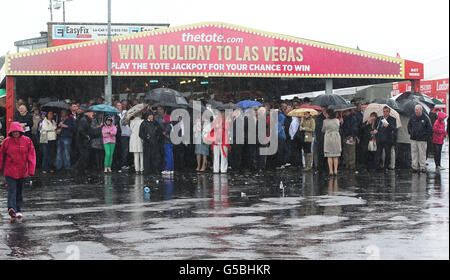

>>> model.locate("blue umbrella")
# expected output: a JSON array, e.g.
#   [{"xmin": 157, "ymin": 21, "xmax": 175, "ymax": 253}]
[
  {"xmin": 237, "ymin": 100, "xmax": 263, "ymax": 109},
  {"xmin": 89, "ymin": 104, "xmax": 120, "ymax": 114}
]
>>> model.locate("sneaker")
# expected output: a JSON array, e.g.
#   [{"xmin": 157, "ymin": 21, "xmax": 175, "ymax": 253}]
[
  {"xmin": 16, "ymin": 213, "xmax": 23, "ymax": 219},
  {"xmin": 8, "ymin": 208, "xmax": 16, "ymax": 218},
  {"xmin": 124, "ymin": 166, "xmax": 130, "ymax": 170},
  {"xmin": 161, "ymin": 170, "xmax": 169, "ymax": 175},
  {"xmin": 285, "ymin": 163, "xmax": 291, "ymax": 167}
]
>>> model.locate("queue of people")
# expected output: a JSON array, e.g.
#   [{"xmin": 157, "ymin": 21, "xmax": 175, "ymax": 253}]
[{"xmin": 0, "ymin": 96, "xmax": 448, "ymax": 179}]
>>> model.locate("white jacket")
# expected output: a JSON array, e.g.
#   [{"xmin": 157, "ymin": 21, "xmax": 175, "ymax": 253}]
[
  {"xmin": 129, "ymin": 117, "xmax": 144, "ymax": 153},
  {"xmin": 40, "ymin": 118, "xmax": 57, "ymax": 143}
]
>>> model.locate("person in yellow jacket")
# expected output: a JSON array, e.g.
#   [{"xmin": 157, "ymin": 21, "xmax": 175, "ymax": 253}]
[{"xmin": 299, "ymin": 111, "xmax": 316, "ymax": 171}]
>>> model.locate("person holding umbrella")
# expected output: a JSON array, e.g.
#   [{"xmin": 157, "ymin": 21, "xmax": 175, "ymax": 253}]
[
  {"xmin": 72, "ymin": 106, "xmax": 93, "ymax": 175},
  {"xmin": 0, "ymin": 122, "xmax": 36, "ymax": 221},
  {"xmin": 322, "ymin": 109, "xmax": 341, "ymax": 176},
  {"xmin": 373, "ymin": 106, "xmax": 397, "ymax": 172},
  {"xmin": 39, "ymin": 111, "xmax": 57, "ymax": 174},
  {"xmin": 139, "ymin": 111, "xmax": 164, "ymax": 175},
  {"xmin": 408, "ymin": 104, "xmax": 432, "ymax": 173},
  {"xmin": 102, "ymin": 116, "xmax": 117, "ymax": 173},
  {"xmin": 299, "ymin": 110, "xmax": 316, "ymax": 172}
]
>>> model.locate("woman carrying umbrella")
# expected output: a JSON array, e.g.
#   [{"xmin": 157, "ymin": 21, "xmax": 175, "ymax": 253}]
[
  {"xmin": 102, "ymin": 116, "xmax": 117, "ymax": 173},
  {"xmin": 299, "ymin": 111, "xmax": 316, "ymax": 171},
  {"xmin": 129, "ymin": 112, "xmax": 144, "ymax": 174},
  {"xmin": 322, "ymin": 109, "xmax": 341, "ymax": 176}
]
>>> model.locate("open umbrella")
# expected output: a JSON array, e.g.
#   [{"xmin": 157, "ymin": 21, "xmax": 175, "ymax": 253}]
[
  {"xmin": 363, "ymin": 103, "xmax": 402, "ymax": 127},
  {"xmin": 329, "ymin": 103, "xmax": 356, "ymax": 112},
  {"xmin": 288, "ymin": 108, "xmax": 319, "ymax": 117},
  {"xmin": 237, "ymin": 100, "xmax": 263, "ymax": 109},
  {"xmin": 145, "ymin": 88, "xmax": 188, "ymax": 105},
  {"xmin": 310, "ymin": 94, "xmax": 348, "ymax": 107},
  {"xmin": 372, "ymin": 98, "xmax": 401, "ymax": 111},
  {"xmin": 395, "ymin": 92, "xmax": 435, "ymax": 108},
  {"xmin": 41, "ymin": 101, "xmax": 70, "ymax": 111},
  {"xmin": 151, "ymin": 102, "xmax": 188, "ymax": 109},
  {"xmin": 298, "ymin": 103, "xmax": 322, "ymax": 111},
  {"xmin": 431, "ymin": 98, "xmax": 445, "ymax": 105},
  {"xmin": 397, "ymin": 99, "xmax": 432, "ymax": 116},
  {"xmin": 122, "ymin": 103, "xmax": 147, "ymax": 125},
  {"xmin": 89, "ymin": 104, "xmax": 120, "ymax": 114}
]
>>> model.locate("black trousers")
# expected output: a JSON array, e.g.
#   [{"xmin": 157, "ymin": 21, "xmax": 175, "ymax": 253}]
[
  {"xmin": 73, "ymin": 144, "xmax": 90, "ymax": 172},
  {"xmin": 173, "ymin": 144, "xmax": 186, "ymax": 171},
  {"xmin": 375, "ymin": 141, "xmax": 392, "ymax": 169},
  {"xmin": 434, "ymin": 143, "xmax": 443, "ymax": 167},
  {"xmin": 231, "ymin": 144, "xmax": 244, "ymax": 171}
]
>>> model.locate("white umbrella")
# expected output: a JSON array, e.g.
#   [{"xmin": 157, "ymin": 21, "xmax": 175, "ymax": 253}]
[{"xmin": 363, "ymin": 103, "xmax": 402, "ymax": 128}]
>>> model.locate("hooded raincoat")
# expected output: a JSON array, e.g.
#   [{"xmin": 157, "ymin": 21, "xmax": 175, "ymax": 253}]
[{"xmin": 0, "ymin": 122, "xmax": 36, "ymax": 179}]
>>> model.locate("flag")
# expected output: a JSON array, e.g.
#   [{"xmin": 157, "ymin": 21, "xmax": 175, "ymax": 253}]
[
  {"xmin": 356, "ymin": 45, "xmax": 360, "ymax": 50},
  {"xmin": 396, "ymin": 52, "xmax": 401, "ymax": 58}
]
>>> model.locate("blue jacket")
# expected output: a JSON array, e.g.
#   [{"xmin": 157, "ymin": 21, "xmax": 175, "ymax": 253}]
[
  {"xmin": 341, "ymin": 113, "xmax": 359, "ymax": 138},
  {"xmin": 278, "ymin": 113, "xmax": 286, "ymax": 140},
  {"xmin": 408, "ymin": 113, "xmax": 432, "ymax": 141},
  {"xmin": 59, "ymin": 116, "xmax": 75, "ymax": 138}
]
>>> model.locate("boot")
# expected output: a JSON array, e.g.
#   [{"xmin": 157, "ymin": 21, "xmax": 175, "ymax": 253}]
[{"xmin": 304, "ymin": 153, "xmax": 313, "ymax": 172}]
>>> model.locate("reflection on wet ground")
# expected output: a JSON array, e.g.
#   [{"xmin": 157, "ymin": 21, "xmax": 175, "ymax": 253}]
[{"xmin": 0, "ymin": 145, "xmax": 448, "ymax": 259}]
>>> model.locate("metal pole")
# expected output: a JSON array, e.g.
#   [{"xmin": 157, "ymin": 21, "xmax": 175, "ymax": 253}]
[
  {"xmin": 63, "ymin": 1, "xmax": 65, "ymax": 23},
  {"xmin": 105, "ymin": 0, "xmax": 112, "ymax": 105},
  {"xmin": 49, "ymin": 0, "xmax": 53, "ymax": 22},
  {"xmin": 325, "ymin": 79, "xmax": 333, "ymax": 94}
]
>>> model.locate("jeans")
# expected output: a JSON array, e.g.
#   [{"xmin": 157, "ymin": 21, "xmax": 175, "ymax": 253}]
[
  {"xmin": 56, "ymin": 137, "xmax": 72, "ymax": 170},
  {"xmin": 164, "ymin": 143, "xmax": 174, "ymax": 171},
  {"xmin": 120, "ymin": 136, "xmax": 130, "ymax": 168},
  {"xmin": 41, "ymin": 140, "xmax": 56, "ymax": 171},
  {"xmin": 6, "ymin": 177, "xmax": 25, "ymax": 212}
]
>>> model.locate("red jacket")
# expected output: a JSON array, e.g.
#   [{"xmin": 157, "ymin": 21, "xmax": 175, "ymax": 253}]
[
  {"xmin": 0, "ymin": 122, "xmax": 36, "ymax": 179},
  {"xmin": 433, "ymin": 112, "xmax": 447, "ymax": 145}
]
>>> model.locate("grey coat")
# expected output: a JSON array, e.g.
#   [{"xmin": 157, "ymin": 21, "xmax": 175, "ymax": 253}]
[{"xmin": 322, "ymin": 118, "xmax": 341, "ymax": 156}]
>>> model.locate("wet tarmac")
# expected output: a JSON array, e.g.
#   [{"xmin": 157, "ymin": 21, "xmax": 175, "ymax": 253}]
[{"xmin": 0, "ymin": 144, "xmax": 448, "ymax": 260}]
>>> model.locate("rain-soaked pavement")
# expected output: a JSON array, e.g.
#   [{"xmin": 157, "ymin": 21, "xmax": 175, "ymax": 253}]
[{"xmin": 0, "ymin": 144, "xmax": 448, "ymax": 260}]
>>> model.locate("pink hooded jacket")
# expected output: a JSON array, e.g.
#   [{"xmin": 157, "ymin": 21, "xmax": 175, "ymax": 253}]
[
  {"xmin": 433, "ymin": 112, "xmax": 447, "ymax": 145},
  {"xmin": 0, "ymin": 122, "xmax": 36, "ymax": 179}
]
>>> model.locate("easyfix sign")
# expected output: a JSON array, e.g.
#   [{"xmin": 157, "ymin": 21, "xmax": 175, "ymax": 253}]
[
  {"xmin": 6, "ymin": 22, "xmax": 423, "ymax": 79},
  {"xmin": 50, "ymin": 23, "xmax": 170, "ymax": 46}
]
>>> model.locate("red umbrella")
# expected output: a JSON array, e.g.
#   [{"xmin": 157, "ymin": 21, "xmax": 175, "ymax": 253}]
[{"xmin": 298, "ymin": 103, "xmax": 322, "ymax": 111}]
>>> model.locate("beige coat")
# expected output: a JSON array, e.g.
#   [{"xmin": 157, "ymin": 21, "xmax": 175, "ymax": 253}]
[
  {"xmin": 300, "ymin": 117, "xmax": 315, "ymax": 143},
  {"xmin": 322, "ymin": 118, "xmax": 341, "ymax": 156}
]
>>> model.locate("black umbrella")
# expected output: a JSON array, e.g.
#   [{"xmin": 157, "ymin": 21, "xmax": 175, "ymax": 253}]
[
  {"xmin": 373, "ymin": 98, "xmax": 401, "ymax": 111},
  {"xmin": 329, "ymin": 103, "xmax": 356, "ymax": 112},
  {"xmin": 145, "ymin": 88, "xmax": 188, "ymax": 105},
  {"xmin": 395, "ymin": 92, "xmax": 435, "ymax": 116},
  {"xmin": 396, "ymin": 92, "xmax": 435, "ymax": 108},
  {"xmin": 187, "ymin": 103, "xmax": 207, "ymax": 112},
  {"xmin": 310, "ymin": 94, "xmax": 348, "ymax": 107},
  {"xmin": 151, "ymin": 102, "xmax": 188, "ymax": 109},
  {"xmin": 41, "ymin": 101, "xmax": 70, "ymax": 111},
  {"xmin": 397, "ymin": 99, "xmax": 433, "ymax": 116}
]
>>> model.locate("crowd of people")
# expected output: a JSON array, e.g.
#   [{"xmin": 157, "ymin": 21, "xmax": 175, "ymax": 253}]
[{"xmin": 0, "ymin": 95, "xmax": 448, "ymax": 178}]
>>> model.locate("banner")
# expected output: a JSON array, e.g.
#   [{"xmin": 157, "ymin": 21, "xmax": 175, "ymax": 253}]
[{"xmin": 6, "ymin": 22, "xmax": 422, "ymax": 79}]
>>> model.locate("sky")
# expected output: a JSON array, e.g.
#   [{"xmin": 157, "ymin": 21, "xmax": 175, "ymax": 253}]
[{"xmin": 1, "ymin": 0, "xmax": 448, "ymax": 79}]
